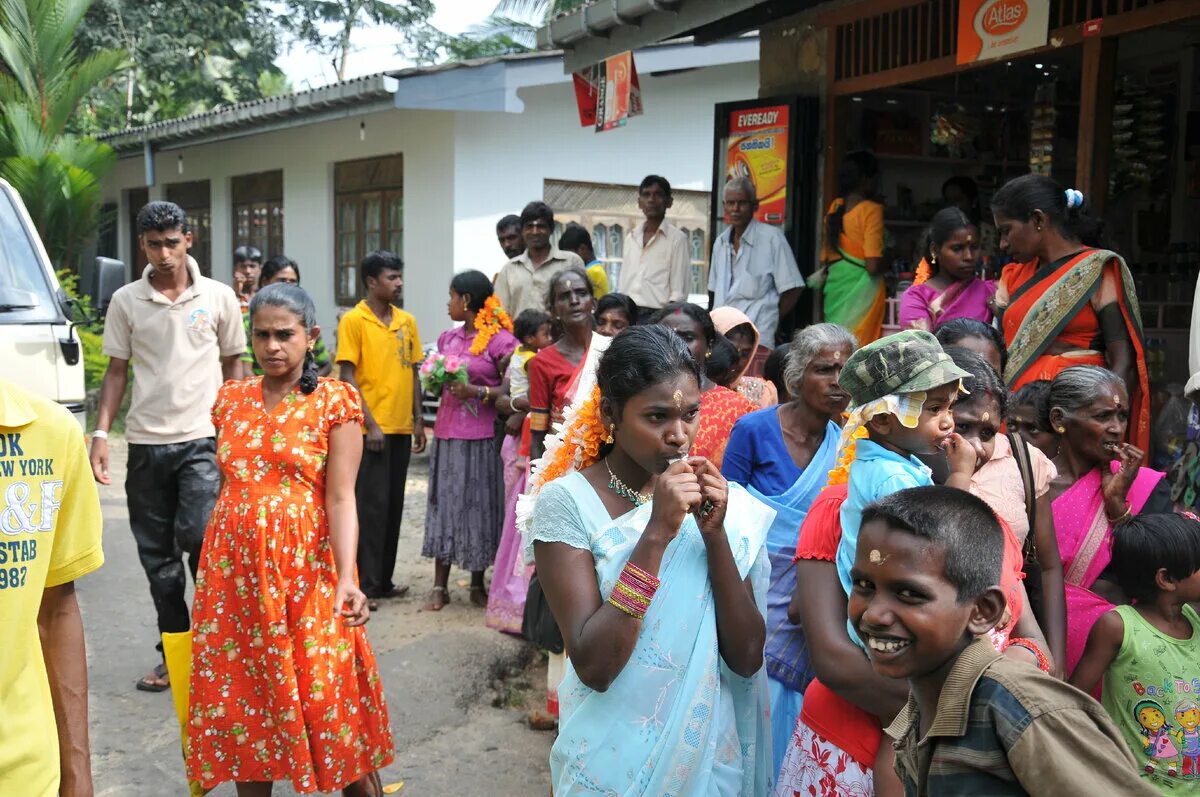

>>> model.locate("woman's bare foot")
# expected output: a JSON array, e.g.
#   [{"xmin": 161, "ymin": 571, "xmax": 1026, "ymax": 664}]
[
  {"xmin": 527, "ymin": 708, "xmax": 558, "ymax": 731},
  {"xmin": 423, "ymin": 586, "xmax": 448, "ymax": 612},
  {"xmin": 469, "ymin": 586, "xmax": 488, "ymax": 607}
]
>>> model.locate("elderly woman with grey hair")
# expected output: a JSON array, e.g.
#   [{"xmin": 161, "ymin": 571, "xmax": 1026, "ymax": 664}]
[
  {"xmin": 721, "ymin": 322, "xmax": 857, "ymax": 777},
  {"xmin": 1044, "ymin": 365, "xmax": 1174, "ymax": 681}
]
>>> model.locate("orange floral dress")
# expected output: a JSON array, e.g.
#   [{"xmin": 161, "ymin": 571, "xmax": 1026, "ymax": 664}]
[
  {"xmin": 186, "ymin": 378, "xmax": 394, "ymax": 793},
  {"xmin": 692, "ymin": 385, "xmax": 757, "ymax": 469}
]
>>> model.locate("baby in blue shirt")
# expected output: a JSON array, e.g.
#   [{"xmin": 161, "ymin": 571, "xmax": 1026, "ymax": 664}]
[{"xmin": 833, "ymin": 330, "xmax": 976, "ymax": 649}]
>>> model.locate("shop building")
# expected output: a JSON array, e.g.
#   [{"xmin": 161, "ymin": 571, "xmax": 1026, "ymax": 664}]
[{"xmin": 541, "ymin": 0, "xmax": 1200, "ymax": 386}]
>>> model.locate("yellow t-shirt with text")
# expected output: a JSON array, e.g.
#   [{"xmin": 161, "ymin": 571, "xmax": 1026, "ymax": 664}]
[{"xmin": 0, "ymin": 381, "xmax": 104, "ymax": 797}]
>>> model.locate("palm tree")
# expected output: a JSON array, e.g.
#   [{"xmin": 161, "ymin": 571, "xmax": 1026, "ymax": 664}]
[
  {"xmin": 463, "ymin": 0, "xmax": 588, "ymax": 53},
  {"xmin": 0, "ymin": 0, "xmax": 126, "ymax": 268}
]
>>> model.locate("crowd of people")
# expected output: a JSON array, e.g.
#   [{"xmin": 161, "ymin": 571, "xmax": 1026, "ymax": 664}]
[{"xmin": 4, "ymin": 166, "xmax": 1199, "ymax": 797}]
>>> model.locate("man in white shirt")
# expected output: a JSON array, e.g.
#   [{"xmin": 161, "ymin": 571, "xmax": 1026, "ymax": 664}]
[
  {"xmin": 708, "ymin": 177, "xmax": 805, "ymax": 345},
  {"xmin": 618, "ymin": 175, "xmax": 691, "ymax": 322}
]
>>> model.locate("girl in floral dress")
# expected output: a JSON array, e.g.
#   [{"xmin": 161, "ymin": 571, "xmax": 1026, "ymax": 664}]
[{"xmin": 187, "ymin": 283, "xmax": 392, "ymax": 796}]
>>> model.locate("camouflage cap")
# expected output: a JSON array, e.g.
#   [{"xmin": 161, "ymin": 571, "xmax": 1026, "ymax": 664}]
[{"xmin": 838, "ymin": 329, "xmax": 971, "ymax": 407}]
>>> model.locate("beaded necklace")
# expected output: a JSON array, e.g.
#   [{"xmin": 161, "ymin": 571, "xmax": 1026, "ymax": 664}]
[{"xmin": 605, "ymin": 459, "xmax": 651, "ymax": 506}]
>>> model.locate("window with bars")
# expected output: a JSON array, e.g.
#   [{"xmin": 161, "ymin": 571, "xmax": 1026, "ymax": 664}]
[
  {"xmin": 231, "ymin": 170, "xmax": 284, "ymax": 269},
  {"xmin": 334, "ymin": 154, "xmax": 403, "ymax": 306},
  {"xmin": 166, "ymin": 180, "xmax": 212, "ymax": 276}
]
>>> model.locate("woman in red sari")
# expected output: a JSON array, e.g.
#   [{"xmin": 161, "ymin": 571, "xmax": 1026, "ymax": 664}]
[
  {"xmin": 654, "ymin": 302, "xmax": 756, "ymax": 469},
  {"xmin": 991, "ymin": 175, "xmax": 1149, "ymax": 451},
  {"xmin": 529, "ymin": 266, "xmax": 595, "ymax": 461}
]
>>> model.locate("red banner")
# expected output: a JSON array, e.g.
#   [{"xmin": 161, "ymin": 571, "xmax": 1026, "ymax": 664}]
[{"xmin": 573, "ymin": 52, "xmax": 642, "ymax": 132}]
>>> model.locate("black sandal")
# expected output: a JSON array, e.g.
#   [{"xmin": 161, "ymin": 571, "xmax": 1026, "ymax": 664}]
[{"xmin": 135, "ymin": 661, "xmax": 170, "ymax": 693}]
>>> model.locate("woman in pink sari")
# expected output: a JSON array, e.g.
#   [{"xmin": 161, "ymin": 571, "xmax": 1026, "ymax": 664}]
[
  {"xmin": 1046, "ymin": 366, "xmax": 1173, "ymax": 683},
  {"xmin": 900, "ymin": 206, "xmax": 995, "ymax": 331}
]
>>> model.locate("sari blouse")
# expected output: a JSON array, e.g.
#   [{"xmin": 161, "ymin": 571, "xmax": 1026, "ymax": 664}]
[
  {"xmin": 434, "ymin": 326, "xmax": 517, "ymax": 440},
  {"xmin": 899, "ymin": 278, "xmax": 996, "ymax": 331},
  {"xmin": 821, "ymin": 199, "xmax": 884, "ymax": 264},
  {"xmin": 526, "ymin": 471, "xmax": 774, "ymax": 796},
  {"xmin": 528, "ymin": 344, "xmax": 583, "ymax": 432}
]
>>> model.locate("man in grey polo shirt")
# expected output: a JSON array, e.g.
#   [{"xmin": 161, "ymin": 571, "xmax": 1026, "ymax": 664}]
[{"xmin": 90, "ymin": 201, "xmax": 244, "ymax": 692}]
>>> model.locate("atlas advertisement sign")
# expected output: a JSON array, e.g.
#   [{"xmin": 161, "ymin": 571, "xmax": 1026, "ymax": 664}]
[
  {"xmin": 956, "ymin": 0, "xmax": 1049, "ymax": 65},
  {"xmin": 724, "ymin": 104, "xmax": 789, "ymax": 225}
]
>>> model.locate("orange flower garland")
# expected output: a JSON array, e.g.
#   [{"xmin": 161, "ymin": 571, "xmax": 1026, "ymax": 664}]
[
  {"xmin": 826, "ymin": 423, "xmax": 866, "ymax": 487},
  {"xmin": 470, "ymin": 295, "xmax": 514, "ymax": 355},
  {"xmin": 532, "ymin": 385, "xmax": 605, "ymax": 489},
  {"xmin": 913, "ymin": 257, "xmax": 932, "ymax": 285}
]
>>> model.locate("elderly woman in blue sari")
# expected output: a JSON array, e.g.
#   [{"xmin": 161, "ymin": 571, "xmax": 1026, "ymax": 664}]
[
  {"xmin": 520, "ymin": 325, "xmax": 774, "ymax": 796},
  {"xmin": 721, "ymin": 322, "xmax": 857, "ymax": 776}
]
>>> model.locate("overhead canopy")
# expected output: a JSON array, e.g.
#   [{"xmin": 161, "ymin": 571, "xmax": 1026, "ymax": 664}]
[{"xmin": 538, "ymin": 0, "xmax": 822, "ymax": 72}]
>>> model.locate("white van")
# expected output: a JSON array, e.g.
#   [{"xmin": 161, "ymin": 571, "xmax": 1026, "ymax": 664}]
[{"xmin": 0, "ymin": 178, "xmax": 121, "ymax": 427}]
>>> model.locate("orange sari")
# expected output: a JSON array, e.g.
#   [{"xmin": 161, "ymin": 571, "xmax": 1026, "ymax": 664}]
[{"xmin": 1000, "ymin": 248, "xmax": 1148, "ymax": 451}]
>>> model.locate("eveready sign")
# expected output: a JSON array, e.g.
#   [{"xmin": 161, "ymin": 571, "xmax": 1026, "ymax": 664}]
[
  {"xmin": 735, "ymin": 110, "xmax": 780, "ymax": 129},
  {"xmin": 957, "ymin": 0, "xmax": 1048, "ymax": 65}
]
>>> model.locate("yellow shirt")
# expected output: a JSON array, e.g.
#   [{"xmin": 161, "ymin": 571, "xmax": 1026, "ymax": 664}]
[
  {"xmin": 0, "ymin": 381, "xmax": 104, "ymax": 797},
  {"xmin": 585, "ymin": 261, "xmax": 610, "ymax": 299},
  {"xmin": 335, "ymin": 301, "xmax": 422, "ymax": 434}
]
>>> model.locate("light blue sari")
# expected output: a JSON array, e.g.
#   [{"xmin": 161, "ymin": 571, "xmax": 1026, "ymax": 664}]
[
  {"xmin": 744, "ymin": 419, "xmax": 839, "ymax": 777},
  {"xmin": 526, "ymin": 471, "xmax": 774, "ymax": 796}
]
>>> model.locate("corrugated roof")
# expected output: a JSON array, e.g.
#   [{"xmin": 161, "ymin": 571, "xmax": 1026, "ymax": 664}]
[{"xmin": 99, "ymin": 72, "xmax": 399, "ymax": 153}]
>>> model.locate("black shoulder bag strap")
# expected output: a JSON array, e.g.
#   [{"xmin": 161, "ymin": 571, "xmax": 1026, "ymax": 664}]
[{"xmin": 1008, "ymin": 431, "xmax": 1044, "ymax": 620}]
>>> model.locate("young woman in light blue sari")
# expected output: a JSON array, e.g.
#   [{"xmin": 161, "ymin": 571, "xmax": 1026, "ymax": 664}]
[
  {"xmin": 721, "ymin": 323, "xmax": 857, "ymax": 776},
  {"xmin": 522, "ymin": 325, "xmax": 774, "ymax": 796}
]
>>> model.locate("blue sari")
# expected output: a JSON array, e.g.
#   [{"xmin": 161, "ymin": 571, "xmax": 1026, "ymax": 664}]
[
  {"xmin": 744, "ymin": 420, "xmax": 839, "ymax": 777},
  {"xmin": 525, "ymin": 471, "xmax": 774, "ymax": 796}
]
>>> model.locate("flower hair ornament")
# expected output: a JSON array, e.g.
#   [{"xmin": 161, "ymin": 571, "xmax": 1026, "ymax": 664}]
[
  {"xmin": 516, "ymin": 332, "xmax": 613, "ymax": 549},
  {"xmin": 469, "ymin": 295, "xmax": 514, "ymax": 356},
  {"xmin": 1064, "ymin": 188, "xmax": 1085, "ymax": 210}
]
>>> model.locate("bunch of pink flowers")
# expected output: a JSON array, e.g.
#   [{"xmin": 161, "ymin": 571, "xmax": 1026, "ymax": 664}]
[{"xmin": 419, "ymin": 353, "xmax": 469, "ymax": 394}]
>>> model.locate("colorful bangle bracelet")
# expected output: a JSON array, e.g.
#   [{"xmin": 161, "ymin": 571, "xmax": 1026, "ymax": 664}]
[{"xmin": 1006, "ymin": 637, "xmax": 1051, "ymax": 673}]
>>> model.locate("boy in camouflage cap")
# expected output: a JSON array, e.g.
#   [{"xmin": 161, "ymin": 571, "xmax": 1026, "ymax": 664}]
[{"xmin": 833, "ymin": 330, "xmax": 976, "ymax": 650}]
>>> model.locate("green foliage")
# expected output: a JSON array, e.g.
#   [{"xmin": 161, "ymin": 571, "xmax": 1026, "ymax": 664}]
[
  {"xmin": 411, "ymin": 0, "xmax": 586, "ymax": 64},
  {"xmin": 282, "ymin": 0, "xmax": 433, "ymax": 81},
  {"xmin": 73, "ymin": 0, "xmax": 284, "ymax": 133},
  {"xmin": 0, "ymin": 0, "xmax": 124, "ymax": 270},
  {"xmin": 55, "ymin": 268, "xmax": 106, "ymax": 392}
]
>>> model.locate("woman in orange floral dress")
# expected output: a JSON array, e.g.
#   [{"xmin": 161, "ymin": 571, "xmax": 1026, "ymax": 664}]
[
  {"xmin": 187, "ymin": 284, "xmax": 392, "ymax": 796},
  {"xmin": 654, "ymin": 302, "xmax": 756, "ymax": 468}
]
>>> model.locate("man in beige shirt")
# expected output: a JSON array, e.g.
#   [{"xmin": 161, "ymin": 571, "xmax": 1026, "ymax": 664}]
[
  {"xmin": 618, "ymin": 175, "xmax": 691, "ymax": 322},
  {"xmin": 493, "ymin": 201, "xmax": 585, "ymax": 317},
  {"xmin": 90, "ymin": 201, "xmax": 244, "ymax": 692}
]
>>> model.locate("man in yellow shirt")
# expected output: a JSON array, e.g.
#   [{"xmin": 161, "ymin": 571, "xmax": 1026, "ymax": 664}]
[
  {"xmin": 557, "ymin": 222, "xmax": 610, "ymax": 300},
  {"xmin": 337, "ymin": 251, "xmax": 425, "ymax": 607},
  {"xmin": 0, "ymin": 380, "xmax": 105, "ymax": 797}
]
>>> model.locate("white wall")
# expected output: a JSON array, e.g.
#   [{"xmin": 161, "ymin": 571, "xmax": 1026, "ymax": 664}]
[
  {"xmin": 101, "ymin": 57, "xmax": 760, "ymax": 343},
  {"xmin": 102, "ymin": 109, "xmax": 457, "ymax": 343},
  {"xmin": 451, "ymin": 60, "xmax": 761, "ymax": 278}
]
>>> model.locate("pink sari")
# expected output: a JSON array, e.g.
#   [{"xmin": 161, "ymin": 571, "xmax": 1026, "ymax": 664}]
[{"xmin": 1053, "ymin": 463, "xmax": 1165, "ymax": 682}]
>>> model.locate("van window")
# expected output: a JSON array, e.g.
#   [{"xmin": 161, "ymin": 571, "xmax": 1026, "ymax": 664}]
[{"xmin": 0, "ymin": 188, "xmax": 60, "ymax": 324}]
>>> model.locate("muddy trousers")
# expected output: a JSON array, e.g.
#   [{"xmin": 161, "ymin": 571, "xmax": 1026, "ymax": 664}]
[
  {"xmin": 126, "ymin": 438, "xmax": 219, "ymax": 652},
  {"xmin": 355, "ymin": 433, "xmax": 411, "ymax": 598}
]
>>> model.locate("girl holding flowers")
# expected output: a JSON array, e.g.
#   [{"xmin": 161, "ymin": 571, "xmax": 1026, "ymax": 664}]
[
  {"xmin": 422, "ymin": 270, "xmax": 517, "ymax": 611},
  {"xmin": 522, "ymin": 325, "xmax": 773, "ymax": 795}
]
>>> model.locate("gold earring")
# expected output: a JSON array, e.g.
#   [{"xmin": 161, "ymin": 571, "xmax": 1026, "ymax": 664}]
[
  {"xmin": 605, "ymin": 425, "xmax": 614, "ymax": 444},
  {"xmin": 1056, "ymin": 426, "xmax": 1065, "ymax": 433}
]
